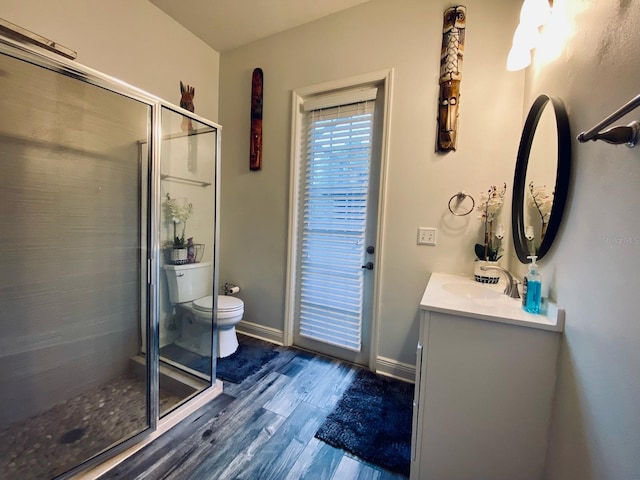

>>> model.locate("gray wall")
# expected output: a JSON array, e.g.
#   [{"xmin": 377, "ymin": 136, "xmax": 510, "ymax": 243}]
[
  {"xmin": 218, "ymin": 0, "xmax": 524, "ymax": 370},
  {"xmin": 0, "ymin": 0, "xmax": 220, "ymax": 123},
  {"xmin": 523, "ymin": 2, "xmax": 640, "ymax": 479}
]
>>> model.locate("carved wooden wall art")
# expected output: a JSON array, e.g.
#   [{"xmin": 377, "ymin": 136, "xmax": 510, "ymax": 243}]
[
  {"xmin": 437, "ymin": 5, "xmax": 466, "ymax": 152},
  {"xmin": 180, "ymin": 81, "xmax": 195, "ymax": 132},
  {"xmin": 250, "ymin": 68, "xmax": 263, "ymax": 171}
]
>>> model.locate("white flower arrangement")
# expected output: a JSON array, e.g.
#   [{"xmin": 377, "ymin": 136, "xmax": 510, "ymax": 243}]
[
  {"xmin": 528, "ymin": 181, "xmax": 554, "ymax": 241},
  {"xmin": 475, "ymin": 183, "xmax": 507, "ymax": 261},
  {"xmin": 163, "ymin": 194, "xmax": 193, "ymax": 246}
]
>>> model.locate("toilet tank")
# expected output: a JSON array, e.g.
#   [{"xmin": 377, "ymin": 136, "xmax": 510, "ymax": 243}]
[{"xmin": 163, "ymin": 261, "xmax": 213, "ymax": 304}]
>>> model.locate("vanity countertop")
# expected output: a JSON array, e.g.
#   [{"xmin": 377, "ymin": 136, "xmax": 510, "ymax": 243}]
[{"xmin": 420, "ymin": 272, "xmax": 565, "ymax": 332}]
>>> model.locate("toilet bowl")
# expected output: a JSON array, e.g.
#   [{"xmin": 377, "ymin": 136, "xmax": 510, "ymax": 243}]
[
  {"xmin": 190, "ymin": 294, "xmax": 244, "ymax": 358},
  {"xmin": 164, "ymin": 262, "xmax": 244, "ymax": 358}
]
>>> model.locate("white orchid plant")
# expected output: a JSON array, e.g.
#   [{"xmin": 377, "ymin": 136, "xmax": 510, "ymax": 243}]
[
  {"xmin": 475, "ymin": 183, "xmax": 507, "ymax": 262},
  {"xmin": 528, "ymin": 181, "xmax": 554, "ymax": 245},
  {"xmin": 163, "ymin": 193, "xmax": 193, "ymax": 246}
]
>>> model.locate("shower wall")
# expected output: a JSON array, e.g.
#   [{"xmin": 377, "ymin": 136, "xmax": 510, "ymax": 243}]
[{"xmin": 0, "ymin": 53, "xmax": 150, "ymax": 427}]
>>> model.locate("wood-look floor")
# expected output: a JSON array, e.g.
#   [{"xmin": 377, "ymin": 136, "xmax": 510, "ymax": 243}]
[{"xmin": 100, "ymin": 335, "xmax": 409, "ymax": 480}]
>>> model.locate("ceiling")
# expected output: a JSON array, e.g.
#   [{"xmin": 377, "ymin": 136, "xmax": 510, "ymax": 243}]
[{"xmin": 150, "ymin": 0, "xmax": 372, "ymax": 53}]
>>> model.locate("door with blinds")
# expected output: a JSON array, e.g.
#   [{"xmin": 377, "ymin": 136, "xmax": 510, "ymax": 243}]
[{"xmin": 292, "ymin": 87, "xmax": 381, "ymax": 366}]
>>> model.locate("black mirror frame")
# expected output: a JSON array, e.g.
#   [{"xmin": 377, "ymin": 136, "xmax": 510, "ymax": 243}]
[{"xmin": 512, "ymin": 94, "xmax": 571, "ymax": 263}]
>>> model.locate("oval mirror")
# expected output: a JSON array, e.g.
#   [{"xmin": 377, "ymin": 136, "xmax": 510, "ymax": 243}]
[{"xmin": 512, "ymin": 94, "xmax": 571, "ymax": 263}]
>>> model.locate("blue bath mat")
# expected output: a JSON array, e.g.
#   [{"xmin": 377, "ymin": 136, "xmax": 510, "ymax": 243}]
[
  {"xmin": 315, "ymin": 369, "xmax": 414, "ymax": 476},
  {"xmin": 161, "ymin": 343, "xmax": 279, "ymax": 383},
  {"xmin": 213, "ymin": 343, "xmax": 279, "ymax": 383}
]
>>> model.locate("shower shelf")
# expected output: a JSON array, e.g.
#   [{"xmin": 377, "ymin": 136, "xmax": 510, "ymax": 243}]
[{"xmin": 161, "ymin": 174, "xmax": 211, "ymax": 187}]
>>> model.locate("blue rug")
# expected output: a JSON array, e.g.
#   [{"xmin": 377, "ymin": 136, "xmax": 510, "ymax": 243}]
[
  {"xmin": 215, "ymin": 343, "xmax": 279, "ymax": 383},
  {"xmin": 160, "ymin": 342, "xmax": 279, "ymax": 383},
  {"xmin": 315, "ymin": 369, "xmax": 414, "ymax": 476}
]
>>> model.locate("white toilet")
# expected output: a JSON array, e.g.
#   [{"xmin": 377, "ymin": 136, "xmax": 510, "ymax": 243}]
[{"xmin": 163, "ymin": 261, "xmax": 244, "ymax": 358}]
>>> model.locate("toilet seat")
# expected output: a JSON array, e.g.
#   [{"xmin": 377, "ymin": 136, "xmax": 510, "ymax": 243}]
[{"xmin": 192, "ymin": 295, "xmax": 244, "ymax": 320}]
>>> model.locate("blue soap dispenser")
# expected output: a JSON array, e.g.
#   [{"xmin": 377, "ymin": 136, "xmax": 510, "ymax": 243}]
[{"xmin": 523, "ymin": 255, "xmax": 542, "ymax": 314}]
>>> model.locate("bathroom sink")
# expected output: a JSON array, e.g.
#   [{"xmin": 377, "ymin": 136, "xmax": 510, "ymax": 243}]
[
  {"xmin": 421, "ymin": 273, "xmax": 565, "ymax": 332},
  {"xmin": 441, "ymin": 282, "xmax": 502, "ymax": 300}
]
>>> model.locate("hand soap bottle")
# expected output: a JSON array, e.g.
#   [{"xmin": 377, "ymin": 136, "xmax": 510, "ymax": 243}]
[{"xmin": 522, "ymin": 255, "xmax": 542, "ymax": 314}]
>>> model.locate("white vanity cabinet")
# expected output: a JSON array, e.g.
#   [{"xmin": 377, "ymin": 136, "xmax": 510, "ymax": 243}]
[{"xmin": 410, "ymin": 273, "xmax": 564, "ymax": 480}]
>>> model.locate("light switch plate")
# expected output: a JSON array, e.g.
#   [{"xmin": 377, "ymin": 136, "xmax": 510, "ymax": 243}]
[{"xmin": 417, "ymin": 227, "xmax": 437, "ymax": 246}]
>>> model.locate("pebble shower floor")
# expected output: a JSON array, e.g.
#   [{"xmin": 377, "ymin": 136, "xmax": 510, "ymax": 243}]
[{"xmin": 0, "ymin": 374, "xmax": 181, "ymax": 479}]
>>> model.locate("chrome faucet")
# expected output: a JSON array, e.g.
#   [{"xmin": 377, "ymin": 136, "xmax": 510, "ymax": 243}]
[{"xmin": 480, "ymin": 265, "xmax": 520, "ymax": 299}]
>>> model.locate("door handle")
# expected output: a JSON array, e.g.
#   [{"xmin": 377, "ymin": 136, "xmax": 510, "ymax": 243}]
[
  {"xmin": 366, "ymin": 245, "xmax": 375, "ymax": 254},
  {"xmin": 361, "ymin": 262, "xmax": 374, "ymax": 270}
]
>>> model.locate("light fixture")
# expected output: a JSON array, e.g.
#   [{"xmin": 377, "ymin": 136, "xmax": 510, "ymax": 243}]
[
  {"xmin": 507, "ymin": 45, "xmax": 532, "ymax": 72},
  {"xmin": 520, "ymin": 0, "xmax": 552, "ymax": 27},
  {"xmin": 507, "ymin": 0, "xmax": 552, "ymax": 71}
]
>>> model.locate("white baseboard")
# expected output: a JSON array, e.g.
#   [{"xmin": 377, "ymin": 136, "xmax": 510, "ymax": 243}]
[
  {"xmin": 236, "ymin": 320, "xmax": 284, "ymax": 345},
  {"xmin": 237, "ymin": 322, "xmax": 414, "ymax": 383},
  {"xmin": 374, "ymin": 355, "xmax": 416, "ymax": 383}
]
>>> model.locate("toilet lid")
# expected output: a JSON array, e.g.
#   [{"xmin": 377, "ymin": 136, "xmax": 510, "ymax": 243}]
[{"xmin": 192, "ymin": 295, "xmax": 244, "ymax": 313}]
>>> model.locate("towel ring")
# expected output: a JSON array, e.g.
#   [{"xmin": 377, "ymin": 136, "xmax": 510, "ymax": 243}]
[{"xmin": 448, "ymin": 192, "xmax": 475, "ymax": 216}]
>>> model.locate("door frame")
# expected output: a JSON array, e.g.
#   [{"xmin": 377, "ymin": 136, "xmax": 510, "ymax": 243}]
[{"xmin": 284, "ymin": 68, "xmax": 394, "ymax": 371}]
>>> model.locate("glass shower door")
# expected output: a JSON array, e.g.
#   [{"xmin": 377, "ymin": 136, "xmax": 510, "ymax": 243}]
[
  {"xmin": 157, "ymin": 107, "xmax": 218, "ymax": 413},
  {"xmin": 0, "ymin": 50, "xmax": 153, "ymax": 478}
]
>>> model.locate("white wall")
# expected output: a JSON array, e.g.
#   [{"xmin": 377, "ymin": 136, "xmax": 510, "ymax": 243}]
[
  {"xmin": 525, "ymin": 1, "xmax": 640, "ymax": 478},
  {"xmin": 219, "ymin": 0, "xmax": 524, "ymax": 367},
  {"xmin": 0, "ymin": 0, "xmax": 220, "ymax": 121}
]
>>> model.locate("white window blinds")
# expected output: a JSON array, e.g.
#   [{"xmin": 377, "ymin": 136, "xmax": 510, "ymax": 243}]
[{"xmin": 297, "ymin": 90, "xmax": 376, "ymax": 351}]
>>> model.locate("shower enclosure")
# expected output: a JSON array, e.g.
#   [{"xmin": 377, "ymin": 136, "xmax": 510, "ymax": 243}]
[{"xmin": 0, "ymin": 34, "xmax": 220, "ymax": 479}]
